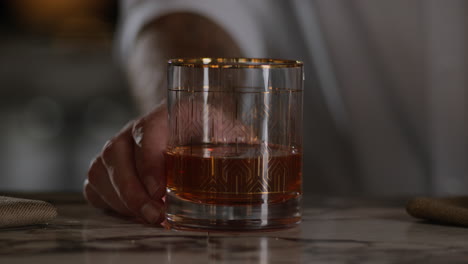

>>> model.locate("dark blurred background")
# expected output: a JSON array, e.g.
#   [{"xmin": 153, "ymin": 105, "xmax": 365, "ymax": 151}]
[{"xmin": 0, "ymin": 0, "xmax": 136, "ymax": 191}]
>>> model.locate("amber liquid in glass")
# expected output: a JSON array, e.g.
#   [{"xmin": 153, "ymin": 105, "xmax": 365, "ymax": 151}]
[{"xmin": 165, "ymin": 143, "xmax": 302, "ymax": 205}]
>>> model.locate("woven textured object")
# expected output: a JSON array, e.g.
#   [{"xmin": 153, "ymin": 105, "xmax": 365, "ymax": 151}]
[
  {"xmin": 406, "ymin": 196, "xmax": 468, "ymax": 227},
  {"xmin": 0, "ymin": 196, "xmax": 57, "ymax": 228}
]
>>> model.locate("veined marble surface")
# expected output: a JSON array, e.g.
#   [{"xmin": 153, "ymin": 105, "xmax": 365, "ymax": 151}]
[{"xmin": 1, "ymin": 194, "xmax": 467, "ymax": 264}]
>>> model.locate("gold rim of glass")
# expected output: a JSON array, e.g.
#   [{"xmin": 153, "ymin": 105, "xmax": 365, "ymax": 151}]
[{"xmin": 168, "ymin": 58, "xmax": 303, "ymax": 69}]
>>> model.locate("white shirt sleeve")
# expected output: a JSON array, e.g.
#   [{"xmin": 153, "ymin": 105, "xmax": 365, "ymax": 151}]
[{"xmin": 117, "ymin": 0, "xmax": 266, "ymax": 64}]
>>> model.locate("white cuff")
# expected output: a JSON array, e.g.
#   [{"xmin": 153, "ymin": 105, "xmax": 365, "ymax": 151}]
[{"xmin": 116, "ymin": 0, "xmax": 266, "ymax": 65}]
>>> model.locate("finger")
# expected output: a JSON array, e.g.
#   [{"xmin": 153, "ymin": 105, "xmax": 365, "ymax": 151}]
[
  {"xmin": 87, "ymin": 156, "xmax": 133, "ymax": 216},
  {"xmin": 102, "ymin": 128, "xmax": 165, "ymax": 224},
  {"xmin": 83, "ymin": 179, "xmax": 110, "ymax": 210},
  {"xmin": 170, "ymin": 98, "xmax": 251, "ymax": 144},
  {"xmin": 132, "ymin": 103, "xmax": 168, "ymax": 200}
]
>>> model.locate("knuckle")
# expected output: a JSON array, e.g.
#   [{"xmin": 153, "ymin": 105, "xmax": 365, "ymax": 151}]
[
  {"xmin": 119, "ymin": 185, "xmax": 146, "ymax": 212},
  {"xmin": 87, "ymin": 170, "xmax": 98, "ymax": 186},
  {"xmin": 132, "ymin": 118, "xmax": 145, "ymax": 147},
  {"xmin": 101, "ymin": 138, "xmax": 118, "ymax": 163},
  {"xmin": 83, "ymin": 180, "xmax": 91, "ymax": 199},
  {"xmin": 83, "ymin": 183, "xmax": 97, "ymax": 204},
  {"xmin": 119, "ymin": 185, "xmax": 135, "ymax": 203},
  {"xmin": 102, "ymin": 130, "xmax": 134, "ymax": 164},
  {"xmin": 88, "ymin": 155, "xmax": 99, "ymax": 170},
  {"xmin": 132, "ymin": 117, "xmax": 145, "ymax": 130},
  {"xmin": 87, "ymin": 160, "xmax": 101, "ymax": 186}
]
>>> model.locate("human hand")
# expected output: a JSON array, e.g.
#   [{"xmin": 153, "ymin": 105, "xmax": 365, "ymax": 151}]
[
  {"xmin": 83, "ymin": 97, "xmax": 254, "ymax": 225},
  {"xmin": 83, "ymin": 102, "xmax": 168, "ymax": 225}
]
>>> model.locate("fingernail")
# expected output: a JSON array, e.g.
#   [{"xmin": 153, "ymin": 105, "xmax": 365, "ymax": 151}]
[{"xmin": 140, "ymin": 202, "xmax": 161, "ymax": 224}]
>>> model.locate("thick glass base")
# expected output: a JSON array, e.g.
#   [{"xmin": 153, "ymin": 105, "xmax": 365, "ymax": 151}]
[{"xmin": 165, "ymin": 191, "xmax": 302, "ymax": 231}]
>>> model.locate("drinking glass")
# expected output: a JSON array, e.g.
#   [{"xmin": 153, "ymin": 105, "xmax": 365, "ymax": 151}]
[{"xmin": 165, "ymin": 58, "xmax": 303, "ymax": 230}]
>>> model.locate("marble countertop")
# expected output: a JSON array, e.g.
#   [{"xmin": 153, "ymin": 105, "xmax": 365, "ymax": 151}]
[{"xmin": 1, "ymin": 194, "xmax": 467, "ymax": 264}]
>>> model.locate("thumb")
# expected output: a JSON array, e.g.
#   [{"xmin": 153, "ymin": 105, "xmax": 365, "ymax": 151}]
[{"xmin": 132, "ymin": 102, "xmax": 168, "ymax": 200}]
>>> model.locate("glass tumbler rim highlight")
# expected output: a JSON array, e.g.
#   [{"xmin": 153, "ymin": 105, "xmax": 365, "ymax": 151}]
[{"xmin": 168, "ymin": 57, "xmax": 303, "ymax": 69}]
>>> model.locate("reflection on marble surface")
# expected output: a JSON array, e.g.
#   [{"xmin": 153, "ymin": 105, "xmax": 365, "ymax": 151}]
[{"xmin": 1, "ymin": 195, "xmax": 468, "ymax": 263}]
